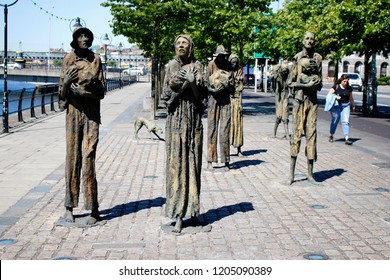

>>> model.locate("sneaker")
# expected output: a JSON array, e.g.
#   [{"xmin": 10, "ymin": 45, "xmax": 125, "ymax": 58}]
[
  {"xmin": 329, "ymin": 136, "xmax": 334, "ymax": 143},
  {"xmin": 345, "ymin": 139, "xmax": 352, "ymax": 145}
]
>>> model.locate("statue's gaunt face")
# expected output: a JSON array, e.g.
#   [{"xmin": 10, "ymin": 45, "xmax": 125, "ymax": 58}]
[
  {"xmin": 77, "ymin": 33, "xmax": 90, "ymax": 49},
  {"xmin": 303, "ymin": 32, "xmax": 315, "ymax": 49},
  {"xmin": 230, "ymin": 58, "xmax": 238, "ymax": 69},
  {"xmin": 175, "ymin": 37, "xmax": 190, "ymax": 61}
]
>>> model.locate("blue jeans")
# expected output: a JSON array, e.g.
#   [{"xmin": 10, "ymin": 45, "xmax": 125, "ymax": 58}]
[{"xmin": 330, "ymin": 102, "xmax": 350, "ymax": 137}]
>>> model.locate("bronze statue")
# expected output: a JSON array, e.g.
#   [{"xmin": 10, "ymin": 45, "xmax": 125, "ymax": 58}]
[
  {"xmin": 270, "ymin": 64, "xmax": 280, "ymax": 95},
  {"xmin": 271, "ymin": 63, "xmax": 290, "ymax": 139},
  {"xmin": 287, "ymin": 31, "xmax": 322, "ymax": 185},
  {"xmin": 229, "ymin": 53, "xmax": 244, "ymax": 156},
  {"xmin": 207, "ymin": 45, "xmax": 234, "ymax": 170},
  {"xmin": 59, "ymin": 26, "xmax": 105, "ymax": 225},
  {"xmin": 161, "ymin": 34, "xmax": 208, "ymax": 233},
  {"xmin": 134, "ymin": 117, "xmax": 164, "ymax": 141}
]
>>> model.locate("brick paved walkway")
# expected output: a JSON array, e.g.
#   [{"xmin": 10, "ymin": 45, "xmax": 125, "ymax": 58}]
[{"xmin": 0, "ymin": 82, "xmax": 389, "ymax": 260}]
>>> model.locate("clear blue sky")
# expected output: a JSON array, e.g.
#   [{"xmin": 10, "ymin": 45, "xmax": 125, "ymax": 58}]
[
  {"xmin": 0, "ymin": 0, "xmax": 129, "ymax": 52},
  {"xmin": 0, "ymin": 0, "xmax": 282, "ymax": 52}
]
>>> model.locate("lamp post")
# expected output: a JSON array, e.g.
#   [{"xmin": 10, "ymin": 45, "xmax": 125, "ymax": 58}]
[
  {"xmin": 129, "ymin": 46, "xmax": 132, "ymax": 69},
  {"xmin": 100, "ymin": 33, "xmax": 112, "ymax": 82},
  {"xmin": 1, "ymin": 0, "xmax": 19, "ymax": 133},
  {"xmin": 118, "ymin": 42, "xmax": 123, "ymax": 88}
]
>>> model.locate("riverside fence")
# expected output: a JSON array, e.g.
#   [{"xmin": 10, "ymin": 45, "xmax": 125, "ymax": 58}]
[{"xmin": 1, "ymin": 75, "xmax": 137, "ymax": 132}]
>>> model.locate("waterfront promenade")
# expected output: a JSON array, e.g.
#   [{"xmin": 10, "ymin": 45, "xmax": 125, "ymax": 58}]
[{"xmin": 0, "ymin": 81, "xmax": 389, "ymax": 261}]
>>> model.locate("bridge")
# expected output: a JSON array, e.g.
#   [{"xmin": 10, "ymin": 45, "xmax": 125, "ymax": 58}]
[{"xmin": 0, "ymin": 50, "xmax": 150, "ymax": 65}]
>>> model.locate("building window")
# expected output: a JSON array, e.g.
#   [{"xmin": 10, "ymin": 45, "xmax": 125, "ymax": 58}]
[
  {"xmin": 355, "ymin": 62, "xmax": 363, "ymax": 74},
  {"xmin": 343, "ymin": 61, "xmax": 350, "ymax": 73},
  {"xmin": 328, "ymin": 61, "xmax": 335, "ymax": 78},
  {"xmin": 380, "ymin": 63, "xmax": 388, "ymax": 77}
]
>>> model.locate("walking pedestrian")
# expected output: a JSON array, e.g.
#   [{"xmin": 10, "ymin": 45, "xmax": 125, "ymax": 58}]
[{"xmin": 327, "ymin": 74, "xmax": 356, "ymax": 145}]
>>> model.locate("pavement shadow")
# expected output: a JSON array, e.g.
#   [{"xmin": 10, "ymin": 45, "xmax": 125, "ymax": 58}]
[
  {"xmin": 241, "ymin": 149, "xmax": 267, "ymax": 156},
  {"xmin": 230, "ymin": 159, "xmax": 264, "ymax": 169},
  {"xmin": 242, "ymin": 101, "xmax": 275, "ymax": 116},
  {"xmin": 100, "ymin": 197, "xmax": 166, "ymax": 221},
  {"xmin": 198, "ymin": 202, "xmax": 254, "ymax": 226},
  {"xmin": 333, "ymin": 137, "xmax": 361, "ymax": 144},
  {"xmin": 314, "ymin": 168, "xmax": 346, "ymax": 182}
]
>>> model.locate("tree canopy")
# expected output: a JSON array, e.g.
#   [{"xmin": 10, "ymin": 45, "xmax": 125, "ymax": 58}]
[
  {"xmin": 258, "ymin": 0, "xmax": 389, "ymax": 62},
  {"xmin": 101, "ymin": 0, "xmax": 271, "ymax": 65}
]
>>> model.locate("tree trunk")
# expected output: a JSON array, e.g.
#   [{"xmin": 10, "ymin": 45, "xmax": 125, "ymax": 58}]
[
  {"xmin": 151, "ymin": 56, "xmax": 158, "ymax": 119},
  {"xmin": 334, "ymin": 59, "xmax": 340, "ymax": 84},
  {"xmin": 362, "ymin": 52, "xmax": 371, "ymax": 113}
]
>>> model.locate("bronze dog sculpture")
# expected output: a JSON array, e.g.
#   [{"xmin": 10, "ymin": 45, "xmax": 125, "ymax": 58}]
[{"xmin": 134, "ymin": 117, "xmax": 164, "ymax": 141}]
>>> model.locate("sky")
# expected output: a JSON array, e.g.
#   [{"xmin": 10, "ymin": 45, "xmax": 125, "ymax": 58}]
[
  {"xmin": 0, "ymin": 0, "xmax": 283, "ymax": 53},
  {"xmin": 0, "ymin": 0, "xmax": 129, "ymax": 52}
]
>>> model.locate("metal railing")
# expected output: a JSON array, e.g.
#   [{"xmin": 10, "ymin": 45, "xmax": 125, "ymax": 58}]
[
  {"xmin": 0, "ymin": 84, "xmax": 59, "ymax": 123},
  {"xmin": 1, "ymin": 75, "xmax": 137, "ymax": 132}
]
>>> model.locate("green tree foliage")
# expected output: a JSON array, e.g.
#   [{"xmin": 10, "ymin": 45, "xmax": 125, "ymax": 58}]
[
  {"xmin": 101, "ymin": 0, "xmax": 271, "ymax": 113},
  {"xmin": 183, "ymin": 0, "xmax": 271, "ymax": 65},
  {"xmin": 259, "ymin": 0, "xmax": 389, "ymax": 62},
  {"xmin": 261, "ymin": 0, "xmax": 389, "ymax": 112},
  {"xmin": 101, "ymin": 0, "xmax": 271, "ymax": 65},
  {"xmin": 101, "ymin": 0, "xmax": 189, "ymax": 64}
]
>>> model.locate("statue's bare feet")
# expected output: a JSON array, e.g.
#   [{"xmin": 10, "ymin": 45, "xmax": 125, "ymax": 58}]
[
  {"xmin": 237, "ymin": 148, "xmax": 245, "ymax": 157},
  {"xmin": 173, "ymin": 217, "xmax": 183, "ymax": 233},
  {"xmin": 86, "ymin": 209, "xmax": 100, "ymax": 225},
  {"xmin": 307, "ymin": 176, "xmax": 317, "ymax": 185},
  {"xmin": 64, "ymin": 207, "xmax": 74, "ymax": 223}
]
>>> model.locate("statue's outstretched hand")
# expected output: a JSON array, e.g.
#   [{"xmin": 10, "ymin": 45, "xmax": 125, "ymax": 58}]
[
  {"xmin": 64, "ymin": 67, "xmax": 78, "ymax": 85},
  {"xmin": 70, "ymin": 83, "xmax": 84, "ymax": 96}
]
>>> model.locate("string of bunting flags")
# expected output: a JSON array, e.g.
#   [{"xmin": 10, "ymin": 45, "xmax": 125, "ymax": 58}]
[{"xmin": 29, "ymin": 0, "xmax": 72, "ymax": 22}]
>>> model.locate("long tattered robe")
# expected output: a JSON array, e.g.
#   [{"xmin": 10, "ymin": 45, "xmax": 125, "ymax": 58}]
[
  {"xmin": 288, "ymin": 49, "xmax": 322, "ymax": 161},
  {"xmin": 273, "ymin": 64, "xmax": 290, "ymax": 126},
  {"xmin": 162, "ymin": 57, "xmax": 207, "ymax": 219},
  {"xmin": 59, "ymin": 50, "xmax": 105, "ymax": 210},
  {"xmin": 229, "ymin": 67, "xmax": 244, "ymax": 148},
  {"xmin": 207, "ymin": 60, "xmax": 234, "ymax": 164}
]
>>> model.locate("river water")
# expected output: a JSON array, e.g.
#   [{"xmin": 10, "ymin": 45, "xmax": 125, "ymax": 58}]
[{"xmin": 0, "ymin": 79, "xmax": 51, "ymax": 116}]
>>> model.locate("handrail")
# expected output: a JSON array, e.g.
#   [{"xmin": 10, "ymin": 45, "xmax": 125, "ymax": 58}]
[{"xmin": 0, "ymin": 75, "xmax": 137, "ymax": 131}]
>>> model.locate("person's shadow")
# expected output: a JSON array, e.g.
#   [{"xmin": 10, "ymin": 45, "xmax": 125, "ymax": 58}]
[
  {"xmin": 197, "ymin": 202, "xmax": 254, "ymax": 226},
  {"xmin": 99, "ymin": 198, "xmax": 254, "ymax": 228},
  {"xmin": 240, "ymin": 149, "xmax": 267, "ymax": 156},
  {"xmin": 314, "ymin": 168, "xmax": 345, "ymax": 182},
  {"xmin": 230, "ymin": 159, "xmax": 264, "ymax": 169},
  {"xmin": 100, "ymin": 197, "xmax": 166, "ymax": 221}
]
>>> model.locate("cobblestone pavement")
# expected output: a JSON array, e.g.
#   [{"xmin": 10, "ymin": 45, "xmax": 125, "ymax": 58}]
[{"xmin": 0, "ymin": 82, "xmax": 389, "ymax": 260}]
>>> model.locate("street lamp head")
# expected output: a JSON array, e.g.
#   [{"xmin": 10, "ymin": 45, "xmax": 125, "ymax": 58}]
[
  {"xmin": 100, "ymin": 33, "xmax": 112, "ymax": 46},
  {"xmin": 118, "ymin": 42, "xmax": 123, "ymax": 51},
  {"xmin": 72, "ymin": 17, "xmax": 82, "ymax": 30},
  {"xmin": 0, "ymin": 1, "xmax": 19, "ymax": 7},
  {"xmin": 69, "ymin": 17, "xmax": 86, "ymax": 32}
]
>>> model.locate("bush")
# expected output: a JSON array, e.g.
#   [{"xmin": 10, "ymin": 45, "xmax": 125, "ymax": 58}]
[{"xmin": 378, "ymin": 76, "xmax": 390, "ymax": 85}]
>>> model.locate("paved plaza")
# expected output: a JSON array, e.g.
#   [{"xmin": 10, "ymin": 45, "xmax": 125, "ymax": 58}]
[{"xmin": 0, "ymin": 82, "xmax": 389, "ymax": 260}]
